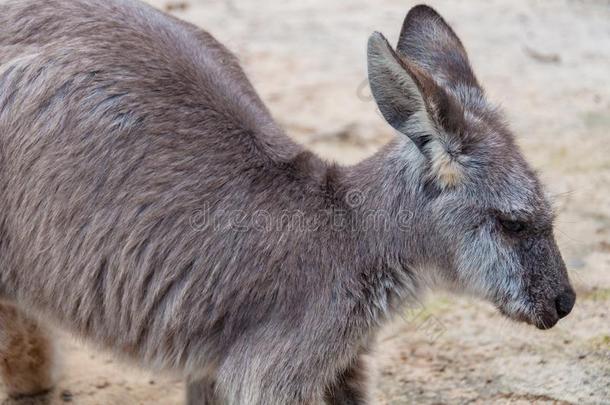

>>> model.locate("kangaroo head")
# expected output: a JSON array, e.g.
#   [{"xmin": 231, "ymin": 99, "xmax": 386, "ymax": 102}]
[{"xmin": 367, "ymin": 5, "xmax": 575, "ymax": 329}]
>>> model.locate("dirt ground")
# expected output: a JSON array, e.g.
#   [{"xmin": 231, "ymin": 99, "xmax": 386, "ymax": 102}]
[{"xmin": 2, "ymin": 0, "xmax": 609, "ymax": 404}]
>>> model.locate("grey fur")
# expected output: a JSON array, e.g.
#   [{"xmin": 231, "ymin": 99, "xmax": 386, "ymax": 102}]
[{"xmin": 0, "ymin": 1, "xmax": 574, "ymax": 404}]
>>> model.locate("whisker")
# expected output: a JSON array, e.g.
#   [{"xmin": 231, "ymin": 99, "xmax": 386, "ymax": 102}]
[{"xmin": 554, "ymin": 229, "xmax": 588, "ymax": 246}]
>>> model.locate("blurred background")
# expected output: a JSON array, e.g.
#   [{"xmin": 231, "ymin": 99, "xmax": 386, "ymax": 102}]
[{"xmin": 2, "ymin": 0, "xmax": 608, "ymax": 404}]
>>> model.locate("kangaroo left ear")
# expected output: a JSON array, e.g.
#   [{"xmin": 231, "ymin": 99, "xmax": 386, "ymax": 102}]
[
  {"xmin": 367, "ymin": 32, "xmax": 433, "ymax": 150},
  {"xmin": 368, "ymin": 32, "xmax": 467, "ymax": 189}
]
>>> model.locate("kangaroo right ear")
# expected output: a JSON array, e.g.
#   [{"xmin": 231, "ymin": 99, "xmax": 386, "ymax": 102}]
[{"xmin": 396, "ymin": 5, "xmax": 479, "ymax": 91}]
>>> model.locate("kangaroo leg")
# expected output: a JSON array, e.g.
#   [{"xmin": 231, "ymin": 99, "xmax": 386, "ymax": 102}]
[
  {"xmin": 186, "ymin": 375, "xmax": 222, "ymax": 405},
  {"xmin": 0, "ymin": 302, "xmax": 57, "ymax": 398},
  {"xmin": 324, "ymin": 354, "xmax": 369, "ymax": 405}
]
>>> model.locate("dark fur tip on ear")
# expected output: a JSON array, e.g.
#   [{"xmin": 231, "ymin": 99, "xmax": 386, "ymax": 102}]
[
  {"xmin": 398, "ymin": 4, "xmax": 479, "ymax": 90},
  {"xmin": 406, "ymin": 4, "xmax": 445, "ymax": 23},
  {"xmin": 402, "ymin": 4, "xmax": 461, "ymax": 48}
]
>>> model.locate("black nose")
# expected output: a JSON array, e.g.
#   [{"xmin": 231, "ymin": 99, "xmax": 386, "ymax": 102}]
[{"xmin": 555, "ymin": 289, "xmax": 576, "ymax": 319}]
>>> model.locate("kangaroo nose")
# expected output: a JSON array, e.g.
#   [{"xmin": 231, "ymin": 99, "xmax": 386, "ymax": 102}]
[{"xmin": 555, "ymin": 289, "xmax": 576, "ymax": 319}]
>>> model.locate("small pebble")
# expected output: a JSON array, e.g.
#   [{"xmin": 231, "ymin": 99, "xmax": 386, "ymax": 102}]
[
  {"xmin": 165, "ymin": 1, "xmax": 189, "ymax": 12},
  {"xmin": 95, "ymin": 380, "xmax": 110, "ymax": 389},
  {"xmin": 61, "ymin": 390, "xmax": 73, "ymax": 402}
]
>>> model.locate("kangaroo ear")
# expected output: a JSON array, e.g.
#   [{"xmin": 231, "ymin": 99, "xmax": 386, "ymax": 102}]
[
  {"xmin": 367, "ymin": 32, "xmax": 434, "ymax": 150},
  {"xmin": 397, "ymin": 5, "xmax": 479, "ymax": 91},
  {"xmin": 367, "ymin": 32, "xmax": 467, "ymax": 188}
]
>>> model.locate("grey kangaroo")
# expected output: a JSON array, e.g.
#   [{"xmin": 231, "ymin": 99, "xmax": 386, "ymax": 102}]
[{"xmin": 0, "ymin": 0, "xmax": 575, "ymax": 404}]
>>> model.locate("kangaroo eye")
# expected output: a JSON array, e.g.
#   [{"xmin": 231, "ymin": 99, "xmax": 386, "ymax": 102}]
[{"xmin": 500, "ymin": 219, "xmax": 525, "ymax": 233}]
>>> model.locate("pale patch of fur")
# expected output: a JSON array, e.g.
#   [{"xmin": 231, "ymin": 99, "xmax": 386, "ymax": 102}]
[
  {"xmin": 453, "ymin": 223, "xmax": 528, "ymax": 317},
  {"xmin": 425, "ymin": 139, "xmax": 464, "ymax": 188}
]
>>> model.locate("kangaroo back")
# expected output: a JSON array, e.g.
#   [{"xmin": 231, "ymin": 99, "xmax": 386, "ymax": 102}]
[{"xmin": 0, "ymin": 0, "xmax": 311, "ymax": 370}]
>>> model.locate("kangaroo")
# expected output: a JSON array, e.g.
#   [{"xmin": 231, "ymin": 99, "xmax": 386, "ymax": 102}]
[{"xmin": 0, "ymin": 1, "xmax": 575, "ymax": 404}]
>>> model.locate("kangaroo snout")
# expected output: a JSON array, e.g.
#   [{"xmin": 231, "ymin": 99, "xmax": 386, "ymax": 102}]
[
  {"xmin": 534, "ymin": 286, "xmax": 576, "ymax": 330},
  {"xmin": 555, "ymin": 288, "xmax": 576, "ymax": 319}
]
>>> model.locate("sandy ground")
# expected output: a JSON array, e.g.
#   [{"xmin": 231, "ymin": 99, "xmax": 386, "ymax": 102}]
[{"xmin": 2, "ymin": 0, "xmax": 609, "ymax": 404}]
